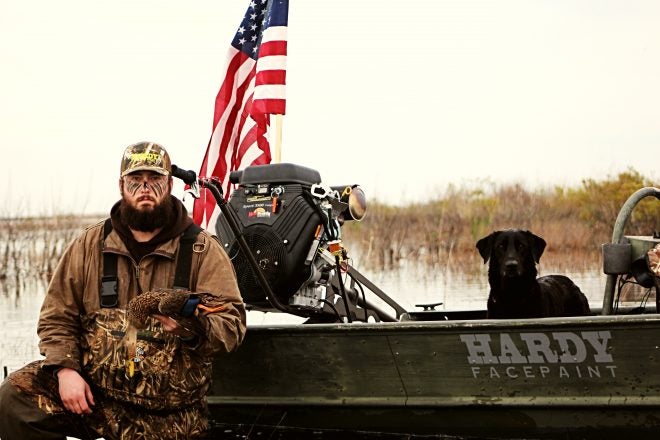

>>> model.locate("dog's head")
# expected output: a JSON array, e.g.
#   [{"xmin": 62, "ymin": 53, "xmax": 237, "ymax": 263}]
[{"xmin": 476, "ymin": 229, "xmax": 546, "ymax": 279}]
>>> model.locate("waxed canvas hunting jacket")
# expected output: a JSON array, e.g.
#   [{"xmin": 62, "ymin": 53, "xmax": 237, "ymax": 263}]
[{"xmin": 37, "ymin": 217, "xmax": 247, "ymax": 373}]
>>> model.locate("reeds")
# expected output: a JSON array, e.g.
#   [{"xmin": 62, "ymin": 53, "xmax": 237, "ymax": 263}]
[
  {"xmin": 0, "ymin": 215, "xmax": 101, "ymax": 296},
  {"xmin": 0, "ymin": 170, "xmax": 657, "ymax": 297},
  {"xmin": 342, "ymin": 170, "xmax": 659, "ymax": 275}
]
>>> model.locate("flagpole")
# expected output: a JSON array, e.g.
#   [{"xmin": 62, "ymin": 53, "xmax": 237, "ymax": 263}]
[{"xmin": 274, "ymin": 114, "xmax": 283, "ymax": 163}]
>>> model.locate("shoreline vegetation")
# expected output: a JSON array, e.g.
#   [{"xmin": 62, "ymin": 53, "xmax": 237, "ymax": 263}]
[
  {"xmin": 1, "ymin": 170, "xmax": 657, "ymax": 296},
  {"xmin": 342, "ymin": 169, "xmax": 658, "ymax": 274}
]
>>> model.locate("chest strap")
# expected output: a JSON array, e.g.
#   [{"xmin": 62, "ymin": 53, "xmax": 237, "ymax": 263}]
[
  {"xmin": 173, "ymin": 223, "xmax": 203, "ymax": 291},
  {"xmin": 101, "ymin": 219, "xmax": 203, "ymax": 308},
  {"xmin": 101, "ymin": 219, "xmax": 118, "ymax": 307}
]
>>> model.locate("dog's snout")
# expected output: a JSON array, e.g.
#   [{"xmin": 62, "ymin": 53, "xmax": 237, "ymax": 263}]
[{"xmin": 503, "ymin": 259, "xmax": 520, "ymax": 276}]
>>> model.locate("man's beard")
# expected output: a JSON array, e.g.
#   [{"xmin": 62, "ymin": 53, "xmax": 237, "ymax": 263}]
[{"xmin": 119, "ymin": 195, "xmax": 174, "ymax": 232}]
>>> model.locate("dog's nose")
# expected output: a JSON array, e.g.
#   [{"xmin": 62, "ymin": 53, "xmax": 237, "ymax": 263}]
[{"xmin": 503, "ymin": 260, "xmax": 519, "ymax": 275}]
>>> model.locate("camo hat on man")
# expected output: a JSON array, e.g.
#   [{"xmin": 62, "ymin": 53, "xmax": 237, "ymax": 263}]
[{"xmin": 120, "ymin": 142, "xmax": 172, "ymax": 177}]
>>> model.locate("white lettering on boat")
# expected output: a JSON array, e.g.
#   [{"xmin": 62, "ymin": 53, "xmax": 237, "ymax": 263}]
[{"xmin": 459, "ymin": 331, "xmax": 616, "ymax": 379}]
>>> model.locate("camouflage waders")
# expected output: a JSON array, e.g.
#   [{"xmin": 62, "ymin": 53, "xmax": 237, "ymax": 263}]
[
  {"xmin": 0, "ymin": 308, "xmax": 213, "ymax": 440},
  {"xmin": 80, "ymin": 309, "xmax": 212, "ymax": 410},
  {"xmin": 0, "ymin": 361, "xmax": 208, "ymax": 440}
]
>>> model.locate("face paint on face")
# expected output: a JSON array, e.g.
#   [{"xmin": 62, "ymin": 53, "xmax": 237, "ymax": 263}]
[
  {"xmin": 121, "ymin": 172, "xmax": 171, "ymax": 214},
  {"xmin": 124, "ymin": 173, "xmax": 169, "ymax": 198}
]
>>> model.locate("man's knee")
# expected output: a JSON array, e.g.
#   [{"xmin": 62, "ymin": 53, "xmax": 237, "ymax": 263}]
[
  {"xmin": 0, "ymin": 378, "xmax": 23, "ymax": 418},
  {"xmin": 0, "ymin": 377, "xmax": 78, "ymax": 440},
  {"xmin": 0, "ymin": 379, "xmax": 39, "ymax": 437}
]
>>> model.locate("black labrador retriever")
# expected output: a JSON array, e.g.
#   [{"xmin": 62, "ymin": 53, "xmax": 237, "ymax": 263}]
[{"xmin": 476, "ymin": 229, "xmax": 591, "ymax": 319}]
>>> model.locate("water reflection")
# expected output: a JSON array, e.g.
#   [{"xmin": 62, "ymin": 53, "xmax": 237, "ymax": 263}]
[
  {"xmin": 0, "ymin": 277, "xmax": 46, "ymax": 375},
  {"xmin": 1, "ymin": 272, "xmax": 49, "ymax": 298}
]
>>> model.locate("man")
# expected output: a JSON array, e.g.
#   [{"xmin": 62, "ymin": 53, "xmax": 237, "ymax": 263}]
[{"xmin": 0, "ymin": 142, "xmax": 246, "ymax": 439}]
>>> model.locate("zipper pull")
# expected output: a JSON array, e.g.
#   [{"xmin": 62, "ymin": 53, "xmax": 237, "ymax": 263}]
[{"xmin": 135, "ymin": 265, "xmax": 140, "ymax": 280}]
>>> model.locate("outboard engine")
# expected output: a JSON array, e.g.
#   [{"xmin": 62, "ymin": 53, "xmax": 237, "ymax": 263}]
[{"xmin": 215, "ymin": 163, "xmax": 368, "ymax": 319}]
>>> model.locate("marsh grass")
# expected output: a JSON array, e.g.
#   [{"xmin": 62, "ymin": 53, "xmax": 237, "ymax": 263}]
[
  {"xmin": 342, "ymin": 170, "xmax": 659, "ymax": 275},
  {"xmin": 0, "ymin": 215, "xmax": 102, "ymax": 296},
  {"xmin": 0, "ymin": 170, "xmax": 657, "ymax": 297}
]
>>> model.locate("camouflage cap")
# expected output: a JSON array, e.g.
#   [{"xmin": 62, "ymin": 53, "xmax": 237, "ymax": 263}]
[{"xmin": 120, "ymin": 142, "xmax": 172, "ymax": 177}]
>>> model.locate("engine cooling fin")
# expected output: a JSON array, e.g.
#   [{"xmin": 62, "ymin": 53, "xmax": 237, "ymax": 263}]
[{"xmin": 230, "ymin": 224, "xmax": 287, "ymax": 303}]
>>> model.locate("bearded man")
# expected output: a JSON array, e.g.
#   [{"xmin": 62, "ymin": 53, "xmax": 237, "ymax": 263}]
[{"xmin": 0, "ymin": 142, "xmax": 246, "ymax": 439}]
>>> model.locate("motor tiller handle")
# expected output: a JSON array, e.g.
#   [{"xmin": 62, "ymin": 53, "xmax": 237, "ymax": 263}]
[{"xmin": 171, "ymin": 165, "xmax": 198, "ymax": 186}]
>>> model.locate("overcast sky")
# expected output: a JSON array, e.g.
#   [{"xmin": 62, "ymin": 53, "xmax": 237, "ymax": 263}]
[{"xmin": 1, "ymin": 0, "xmax": 659, "ymax": 216}]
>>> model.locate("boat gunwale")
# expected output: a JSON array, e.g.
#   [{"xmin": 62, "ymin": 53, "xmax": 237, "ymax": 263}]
[
  {"xmin": 244, "ymin": 312, "xmax": 660, "ymax": 334},
  {"xmin": 206, "ymin": 395, "xmax": 660, "ymax": 407}
]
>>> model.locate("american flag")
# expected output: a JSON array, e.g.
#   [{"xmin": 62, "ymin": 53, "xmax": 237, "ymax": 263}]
[{"xmin": 193, "ymin": 0, "xmax": 289, "ymax": 230}]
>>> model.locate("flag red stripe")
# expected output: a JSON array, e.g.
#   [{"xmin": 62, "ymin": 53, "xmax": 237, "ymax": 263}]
[
  {"xmin": 231, "ymin": 99, "xmax": 255, "ymax": 169},
  {"xmin": 211, "ymin": 51, "xmax": 249, "ymax": 130},
  {"xmin": 213, "ymin": 68, "xmax": 256, "ymax": 185},
  {"xmin": 258, "ymin": 40, "xmax": 287, "ymax": 57},
  {"xmin": 252, "ymin": 99, "xmax": 285, "ymax": 115},
  {"xmin": 255, "ymin": 70, "xmax": 286, "ymax": 85}
]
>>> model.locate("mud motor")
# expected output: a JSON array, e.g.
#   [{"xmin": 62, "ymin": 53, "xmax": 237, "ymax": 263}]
[{"xmin": 214, "ymin": 163, "xmax": 385, "ymax": 321}]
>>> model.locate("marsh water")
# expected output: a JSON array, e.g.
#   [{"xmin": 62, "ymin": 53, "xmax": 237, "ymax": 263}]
[{"xmin": 0, "ymin": 263, "xmax": 607, "ymax": 376}]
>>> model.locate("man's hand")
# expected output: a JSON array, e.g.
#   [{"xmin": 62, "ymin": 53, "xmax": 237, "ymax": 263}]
[
  {"xmin": 57, "ymin": 368, "xmax": 95, "ymax": 414},
  {"xmin": 152, "ymin": 314, "xmax": 194, "ymax": 338}
]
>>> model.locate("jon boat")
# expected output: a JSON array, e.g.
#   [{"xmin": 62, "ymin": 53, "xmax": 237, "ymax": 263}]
[{"xmin": 174, "ymin": 164, "xmax": 660, "ymax": 439}]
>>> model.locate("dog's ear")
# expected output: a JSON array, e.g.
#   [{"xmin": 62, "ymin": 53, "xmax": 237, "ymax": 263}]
[
  {"xmin": 525, "ymin": 230, "xmax": 547, "ymax": 263},
  {"xmin": 476, "ymin": 232, "xmax": 497, "ymax": 263}
]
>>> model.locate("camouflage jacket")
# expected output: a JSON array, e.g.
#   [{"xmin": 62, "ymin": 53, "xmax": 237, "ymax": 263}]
[{"xmin": 37, "ymin": 217, "xmax": 246, "ymax": 407}]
